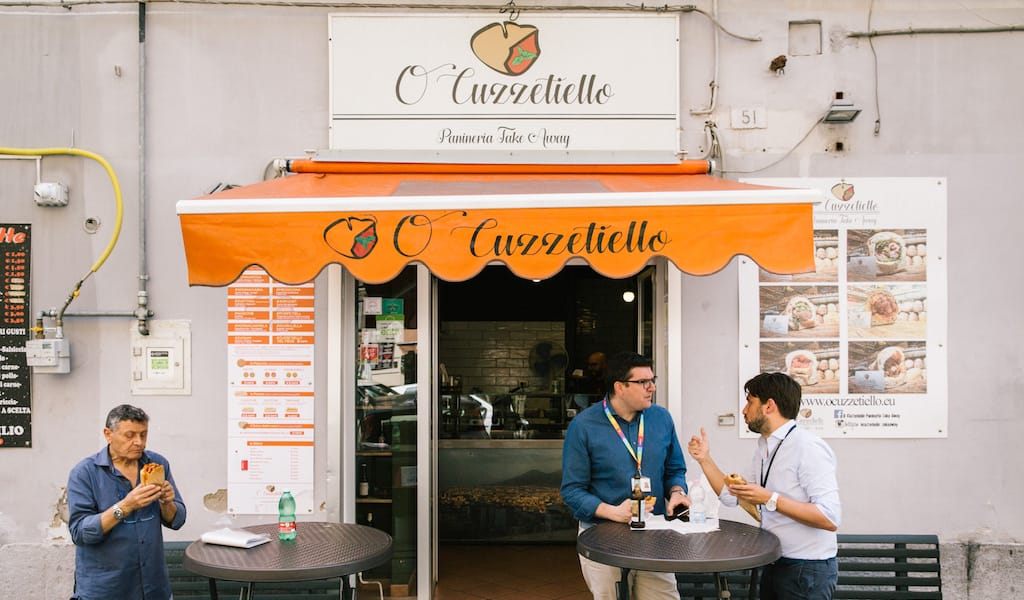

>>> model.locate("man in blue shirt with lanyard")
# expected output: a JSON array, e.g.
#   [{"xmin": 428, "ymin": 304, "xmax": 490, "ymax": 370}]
[
  {"xmin": 561, "ymin": 351, "xmax": 689, "ymax": 600},
  {"xmin": 67, "ymin": 404, "xmax": 187, "ymax": 599},
  {"xmin": 688, "ymin": 372, "xmax": 842, "ymax": 599}
]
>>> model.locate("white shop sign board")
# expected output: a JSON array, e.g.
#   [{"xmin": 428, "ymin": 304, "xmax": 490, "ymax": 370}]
[{"xmin": 328, "ymin": 12, "xmax": 680, "ymax": 156}]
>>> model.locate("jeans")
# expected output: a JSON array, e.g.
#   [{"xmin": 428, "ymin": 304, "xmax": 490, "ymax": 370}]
[{"xmin": 760, "ymin": 556, "xmax": 838, "ymax": 600}]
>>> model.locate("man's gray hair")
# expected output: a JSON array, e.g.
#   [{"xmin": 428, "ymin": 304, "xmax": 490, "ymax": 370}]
[{"xmin": 105, "ymin": 404, "xmax": 149, "ymax": 430}]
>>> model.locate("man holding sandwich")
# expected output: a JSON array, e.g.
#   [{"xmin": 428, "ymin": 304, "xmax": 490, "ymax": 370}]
[
  {"xmin": 67, "ymin": 404, "xmax": 186, "ymax": 599},
  {"xmin": 687, "ymin": 373, "xmax": 841, "ymax": 599}
]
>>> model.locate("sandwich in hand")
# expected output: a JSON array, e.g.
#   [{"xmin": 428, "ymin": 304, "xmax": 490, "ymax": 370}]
[
  {"xmin": 140, "ymin": 463, "xmax": 165, "ymax": 487},
  {"xmin": 723, "ymin": 473, "xmax": 761, "ymax": 522}
]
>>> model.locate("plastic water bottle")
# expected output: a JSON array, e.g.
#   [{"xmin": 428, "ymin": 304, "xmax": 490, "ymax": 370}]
[
  {"xmin": 689, "ymin": 481, "xmax": 706, "ymax": 524},
  {"xmin": 278, "ymin": 491, "xmax": 296, "ymax": 541}
]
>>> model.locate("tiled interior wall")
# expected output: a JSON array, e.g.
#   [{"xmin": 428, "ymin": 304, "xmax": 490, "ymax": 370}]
[{"xmin": 439, "ymin": 321, "xmax": 566, "ymax": 394}]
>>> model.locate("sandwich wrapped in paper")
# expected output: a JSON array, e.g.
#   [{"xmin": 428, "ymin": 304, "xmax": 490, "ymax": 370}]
[
  {"xmin": 784, "ymin": 296, "xmax": 817, "ymax": 330},
  {"xmin": 723, "ymin": 473, "xmax": 761, "ymax": 522},
  {"xmin": 140, "ymin": 463, "xmax": 165, "ymax": 487},
  {"xmin": 867, "ymin": 231, "xmax": 907, "ymax": 274},
  {"xmin": 866, "ymin": 288, "xmax": 899, "ymax": 326},
  {"xmin": 785, "ymin": 350, "xmax": 819, "ymax": 386}
]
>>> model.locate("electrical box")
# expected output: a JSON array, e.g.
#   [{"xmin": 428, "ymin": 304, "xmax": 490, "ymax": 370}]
[
  {"xmin": 25, "ymin": 338, "xmax": 71, "ymax": 373},
  {"xmin": 33, "ymin": 182, "xmax": 70, "ymax": 207},
  {"xmin": 130, "ymin": 320, "xmax": 191, "ymax": 395}
]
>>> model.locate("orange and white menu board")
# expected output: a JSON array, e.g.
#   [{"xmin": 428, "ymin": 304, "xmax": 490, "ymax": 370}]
[
  {"xmin": 740, "ymin": 178, "xmax": 947, "ymax": 439},
  {"xmin": 226, "ymin": 267, "xmax": 315, "ymax": 514}
]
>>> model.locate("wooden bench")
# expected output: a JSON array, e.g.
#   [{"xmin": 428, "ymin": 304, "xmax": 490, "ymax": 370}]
[
  {"xmin": 676, "ymin": 533, "xmax": 942, "ymax": 599},
  {"xmin": 165, "ymin": 541, "xmax": 343, "ymax": 599}
]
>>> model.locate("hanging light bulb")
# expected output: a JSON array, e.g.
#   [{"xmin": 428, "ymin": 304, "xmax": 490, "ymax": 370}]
[{"xmin": 622, "ymin": 290, "xmax": 636, "ymax": 303}]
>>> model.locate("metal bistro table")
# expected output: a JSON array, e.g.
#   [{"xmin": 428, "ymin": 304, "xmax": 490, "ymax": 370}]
[
  {"xmin": 577, "ymin": 519, "xmax": 781, "ymax": 600},
  {"xmin": 183, "ymin": 522, "xmax": 392, "ymax": 600}
]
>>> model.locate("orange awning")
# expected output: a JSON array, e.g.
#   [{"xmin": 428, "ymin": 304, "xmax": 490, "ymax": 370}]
[{"xmin": 177, "ymin": 161, "xmax": 819, "ymax": 286}]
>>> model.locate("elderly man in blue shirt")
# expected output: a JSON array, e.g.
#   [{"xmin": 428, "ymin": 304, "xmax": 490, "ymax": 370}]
[
  {"xmin": 67, "ymin": 404, "xmax": 187, "ymax": 599},
  {"xmin": 689, "ymin": 372, "xmax": 842, "ymax": 599},
  {"xmin": 561, "ymin": 351, "xmax": 690, "ymax": 600}
]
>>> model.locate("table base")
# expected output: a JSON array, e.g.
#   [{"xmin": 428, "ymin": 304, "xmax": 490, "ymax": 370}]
[
  {"xmin": 614, "ymin": 566, "xmax": 761, "ymax": 600},
  {"xmin": 204, "ymin": 576, "xmax": 354, "ymax": 600}
]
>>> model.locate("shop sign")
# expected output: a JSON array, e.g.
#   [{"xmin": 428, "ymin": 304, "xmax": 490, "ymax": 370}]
[
  {"xmin": 328, "ymin": 12, "xmax": 679, "ymax": 154},
  {"xmin": 0, "ymin": 224, "xmax": 31, "ymax": 448}
]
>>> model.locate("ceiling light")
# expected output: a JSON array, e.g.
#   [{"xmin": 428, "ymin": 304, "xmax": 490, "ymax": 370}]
[
  {"xmin": 823, "ymin": 97, "xmax": 861, "ymax": 123},
  {"xmin": 622, "ymin": 290, "xmax": 636, "ymax": 303}
]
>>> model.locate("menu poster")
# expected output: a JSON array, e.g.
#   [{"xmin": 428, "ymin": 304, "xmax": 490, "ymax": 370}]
[
  {"xmin": 0, "ymin": 225, "xmax": 31, "ymax": 448},
  {"xmin": 739, "ymin": 178, "xmax": 948, "ymax": 438},
  {"xmin": 226, "ymin": 267, "xmax": 315, "ymax": 513}
]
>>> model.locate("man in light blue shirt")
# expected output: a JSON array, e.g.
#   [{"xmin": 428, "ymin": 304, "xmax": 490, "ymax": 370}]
[
  {"xmin": 688, "ymin": 372, "xmax": 841, "ymax": 599},
  {"xmin": 67, "ymin": 404, "xmax": 187, "ymax": 599},
  {"xmin": 561, "ymin": 351, "xmax": 689, "ymax": 600}
]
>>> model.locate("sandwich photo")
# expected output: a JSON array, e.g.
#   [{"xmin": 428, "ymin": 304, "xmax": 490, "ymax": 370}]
[
  {"xmin": 867, "ymin": 231, "xmax": 906, "ymax": 275},
  {"xmin": 784, "ymin": 349, "xmax": 819, "ymax": 386},
  {"xmin": 784, "ymin": 296, "xmax": 817, "ymax": 330},
  {"xmin": 866, "ymin": 288, "xmax": 899, "ymax": 326}
]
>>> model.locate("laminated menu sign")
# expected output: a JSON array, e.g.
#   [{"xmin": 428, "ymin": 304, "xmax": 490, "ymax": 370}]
[
  {"xmin": 739, "ymin": 178, "xmax": 948, "ymax": 439},
  {"xmin": 226, "ymin": 267, "xmax": 316, "ymax": 513},
  {"xmin": 0, "ymin": 224, "xmax": 31, "ymax": 449}
]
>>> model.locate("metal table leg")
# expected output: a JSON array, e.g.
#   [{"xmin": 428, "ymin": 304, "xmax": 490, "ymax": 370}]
[
  {"xmin": 617, "ymin": 567, "xmax": 631, "ymax": 600},
  {"xmin": 242, "ymin": 581, "xmax": 255, "ymax": 600},
  {"xmin": 207, "ymin": 577, "xmax": 219, "ymax": 600},
  {"xmin": 747, "ymin": 567, "xmax": 760, "ymax": 600},
  {"xmin": 714, "ymin": 573, "xmax": 732, "ymax": 599},
  {"xmin": 342, "ymin": 573, "xmax": 354, "ymax": 600}
]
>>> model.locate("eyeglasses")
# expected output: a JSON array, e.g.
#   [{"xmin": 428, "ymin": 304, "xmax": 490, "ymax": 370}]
[{"xmin": 620, "ymin": 377, "xmax": 657, "ymax": 389}]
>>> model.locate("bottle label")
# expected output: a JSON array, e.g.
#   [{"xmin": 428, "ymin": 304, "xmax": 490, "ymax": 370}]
[{"xmin": 279, "ymin": 520, "xmax": 296, "ymax": 534}]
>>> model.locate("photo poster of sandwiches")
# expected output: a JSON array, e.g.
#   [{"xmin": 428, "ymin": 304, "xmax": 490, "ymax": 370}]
[
  {"xmin": 226, "ymin": 267, "xmax": 316, "ymax": 514},
  {"xmin": 739, "ymin": 178, "xmax": 948, "ymax": 438}
]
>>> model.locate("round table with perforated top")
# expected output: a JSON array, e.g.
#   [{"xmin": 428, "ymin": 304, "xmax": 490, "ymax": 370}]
[
  {"xmin": 183, "ymin": 521, "xmax": 392, "ymax": 600},
  {"xmin": 577, "ymin": 519, "xmax": 781, "ymax": 600}
]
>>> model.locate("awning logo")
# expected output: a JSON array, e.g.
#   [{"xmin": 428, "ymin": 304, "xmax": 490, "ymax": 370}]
[
  {"xmin": 324, "ymin": 216, "xmax": 378, "ymax": 259},
  {"xmin": 470, "ymin": 21, "xmax": 541, "ymax": 76}
]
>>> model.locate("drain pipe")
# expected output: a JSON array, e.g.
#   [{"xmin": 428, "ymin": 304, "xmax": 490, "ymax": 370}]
[{"xmin": 135, "ymin": 0, "xmax": 152, "ymax": 336}]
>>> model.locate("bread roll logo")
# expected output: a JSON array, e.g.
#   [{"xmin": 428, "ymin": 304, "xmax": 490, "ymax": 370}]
[
  {"xmin": 324, "ymin": 216, "xmax": 379, "ymax": 259},
  {"xmin": 831, "ymin": 182, "xmax": 855, "ymax": 201},
  {"xmin": 471, "ymin": 21, "xmax": 541, "ymax": 76}
]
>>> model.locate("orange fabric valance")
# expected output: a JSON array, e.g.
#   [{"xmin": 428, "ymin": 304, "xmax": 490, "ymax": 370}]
[{"xmin": 177, "ymin": 162, "xmax": 818, "ymax": 286}]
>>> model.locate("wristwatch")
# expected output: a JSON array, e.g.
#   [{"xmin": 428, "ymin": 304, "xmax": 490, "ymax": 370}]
[
  {"xmin": 765, "ymin": 492, "xmax": 779, "ymax": 512},
  {"xmin": 112, "ymin": 503, "xmax": 125, "ymax": 521}
]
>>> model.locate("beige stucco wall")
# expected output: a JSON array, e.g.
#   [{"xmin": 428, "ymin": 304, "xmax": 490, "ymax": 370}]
[{"xmin": 2, "ymin": 1, "xmax": 1023, "ymax": 597}]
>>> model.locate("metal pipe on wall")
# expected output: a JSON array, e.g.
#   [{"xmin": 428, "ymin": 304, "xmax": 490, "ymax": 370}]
[{"xmin": 135, "ymin": 0, "xmax": 152, "ymax": 336}]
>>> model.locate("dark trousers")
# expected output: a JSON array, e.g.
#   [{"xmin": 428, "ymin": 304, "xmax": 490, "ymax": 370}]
[{"xmin": 760, "ymin": 556, "xmax": 838, "ymax": 600}]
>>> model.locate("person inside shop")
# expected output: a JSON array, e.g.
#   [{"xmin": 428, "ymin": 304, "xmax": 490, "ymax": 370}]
[
  {"xmin": 570, "ymin": 350, "xmax": 608, "ymax": 408},
  {"xmin": 67, "ymin": 404, "xmax": 187, "ymax": 600},
  {"xmin": 687, "ymin": 372, "xmax": 841, "ymax": 600},
  {"xmin": 561, "ymin": 351, "xmax": 690, "ymax": 600}
]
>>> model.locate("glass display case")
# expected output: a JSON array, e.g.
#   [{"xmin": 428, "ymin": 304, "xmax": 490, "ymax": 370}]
[{"xmin": 438, "ymin": 441, "xmax": 576, "ymax": 543}]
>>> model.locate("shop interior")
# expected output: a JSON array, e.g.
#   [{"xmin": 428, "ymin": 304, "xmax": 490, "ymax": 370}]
[{"xmin": 353, "ymin": 265, "xmax": 651, "ymax": 595}]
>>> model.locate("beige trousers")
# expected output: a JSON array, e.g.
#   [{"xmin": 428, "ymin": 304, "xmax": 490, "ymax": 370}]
[{"xmin": 578, "ymin": 551, "xmax": 680, "ymax": 600}]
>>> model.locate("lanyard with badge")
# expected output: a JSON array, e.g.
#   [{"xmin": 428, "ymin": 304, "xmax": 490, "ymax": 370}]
[
  {"xmin": 760, "ymin": 423, "xmax": 797, "ymax": 487},
  {"xmin": 603, "ymin": 398, "xmax": 650, "ymax": 494}
]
